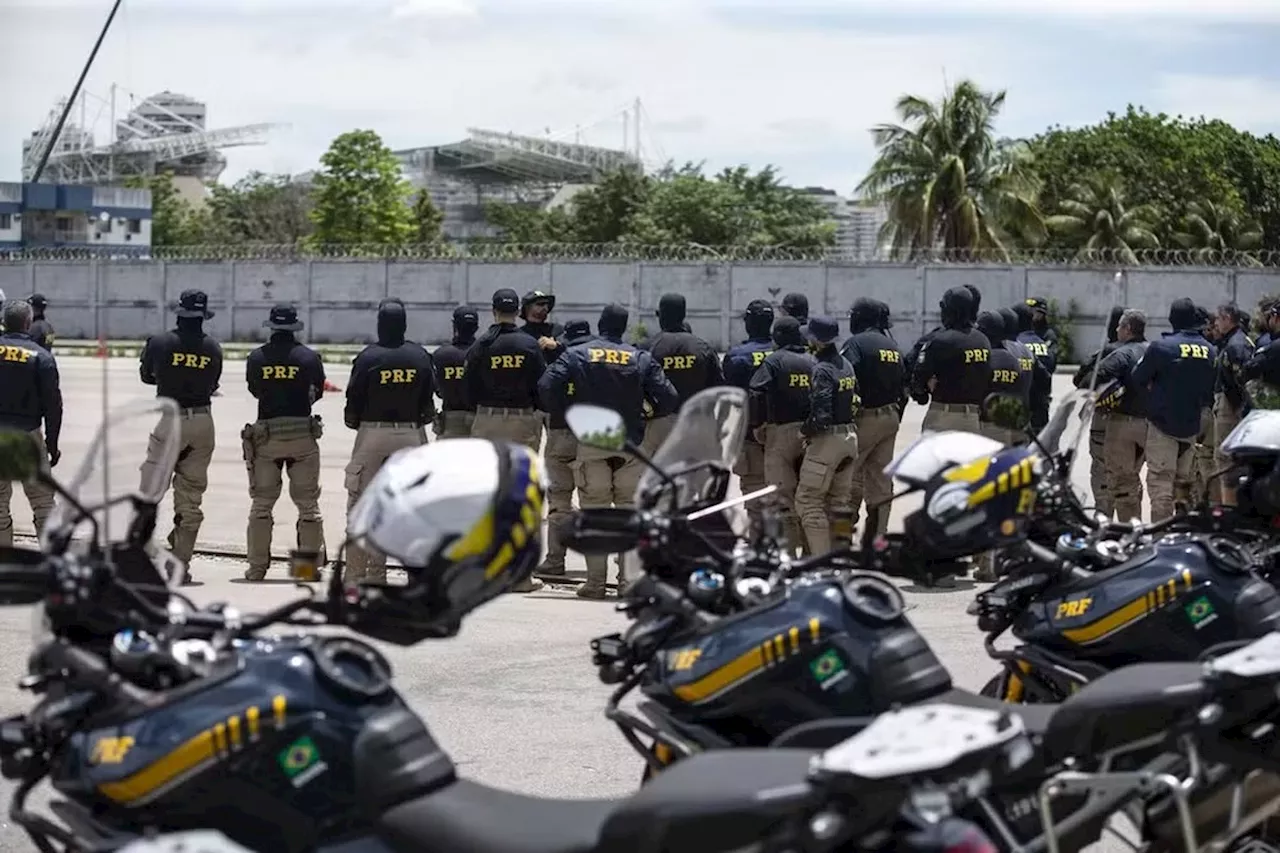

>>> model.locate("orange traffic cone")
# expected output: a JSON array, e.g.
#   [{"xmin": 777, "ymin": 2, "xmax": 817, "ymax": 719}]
[{"xmin": 324, "ymin": 379, "xmax": 342, "ymax": 393}]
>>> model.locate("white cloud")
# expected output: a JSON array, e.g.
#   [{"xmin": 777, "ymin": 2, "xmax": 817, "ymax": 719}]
[
  {"xmin": 1, "ymin": 1, "xmax": 1276, "ymax": 192},
  {"xmin": 723, "ymin": 0, "xmax": 1280, "ymax": 22},
  {"xmin": 1153, "ymin": 74, "xmax": 1280, "ymax": 129}
]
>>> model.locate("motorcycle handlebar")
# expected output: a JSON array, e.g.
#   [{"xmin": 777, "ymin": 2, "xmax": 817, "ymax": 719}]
[
  {"xmin": 1020, "ymin": 540, "xmax": 1092, "ymax": 582},
  {"xmin": 41, "ymin": 641, "xmax": 157, "ymax": 706}
]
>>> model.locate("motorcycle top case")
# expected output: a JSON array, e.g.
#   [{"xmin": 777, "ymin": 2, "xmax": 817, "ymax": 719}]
[
  {"xmin": 50, "ymin": 635, "xmax": 455, "ymax": 853},
  {"xmin": 1014, "ymin": 535, "xmax": 1280, "ymax": 666},
  {"xmin": 644, "ymin": 575, "xmax": 951, "ymax": 741}
]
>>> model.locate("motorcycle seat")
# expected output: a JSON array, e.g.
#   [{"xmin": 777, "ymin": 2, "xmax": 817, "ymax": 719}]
[
  {"xmin": 377, "ymin": 749, "xmax": 819, "ymax": 853},
  {"xmin": 1040, "ymin": 661, "xmax": 1207, "ymax": 763}
]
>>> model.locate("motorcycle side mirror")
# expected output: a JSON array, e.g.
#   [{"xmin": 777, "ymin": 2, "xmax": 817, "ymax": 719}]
[
  {"xmin": 0, "ymin": 430, "xmax": 45, "ymax": 483},
  {"xmin": 565, "ymin": 405, "xmax": 628, "ymax": 452},
  {"xmin": 981, "ymin": 394, "xmax": 1030, "ymax": 431}
]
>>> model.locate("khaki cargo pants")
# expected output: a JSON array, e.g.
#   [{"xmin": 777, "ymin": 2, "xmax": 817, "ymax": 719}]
[
  {"xmin": 795, "ymin": 426, "xmax": 858, "ymax": 555},
  {"xmin": 734, "ymin": 438, "xmax": 766, "ymax": 528},
  {"xmin": 574, "ymin": 443, "xmax": 644, "ymax": 591},
  {"xmin": 1104, "ymin": 413, "xmax": 1147, "ymax": 523},
  {"xmin": 852, "ymin": 405, "xmax": 900, "ymax": 536},
  {"xmin": 471, "ymin": 406, "xmax": 542, "ymax": 452},
  {"xmin": 344, "ymin": 421, "xmax": 427, "ymax": 584},
  {"xmin": 1189, "ymin": 407, "xmax": 1215, "ymax": 509},
  {"xmin": 922, "ymin": 402, "xmax": 981, "ymax": 434},
  {"xmin": 1146, "ymin": 423, "xmax": 1195, "ymax": 522},
  {"xmin": 1088, "ymin": 411, "xmax": 1112, "ymax": 518},
  {"xmin": 540, "ymin": 426, "xmax": 578, "ymax": 575},
  {"xmin": 761, "ymin": 421, "xmax": 808, "ymax": 553},
  {"xmin": 434, "ymin": 409, "xmax": 475, "ymax": 439},
  {"xmin": 141, "ymin": 407, "xmax": 216, "ymax": 564},
  {"xmin": 1213, "ymin": 392, "xmax": 1243, "ymax": 505},
  {"xmin": 243, "ymin": 416, "xmax": 326, "ymax": 579},
  {"xmin": 0, "ymin": 429, "xmax": 54, "ymax": 547},
  {"xmin": 641, "ymin": 414, "xmax": 678, "ymax": 458}
]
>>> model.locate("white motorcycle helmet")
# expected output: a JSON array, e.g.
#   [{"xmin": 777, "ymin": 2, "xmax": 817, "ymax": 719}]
[{"xmin": 345, "ymin": 438, "xmax": 545, "ymax": 632}]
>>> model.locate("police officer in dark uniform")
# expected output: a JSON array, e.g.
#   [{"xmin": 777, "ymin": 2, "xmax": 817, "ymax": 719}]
[
  {"xmin": 539, "ymin": 304, "xmax": 677, "ymax": 598},
  {"xmin": 722, "ymin": 300, "xmax": 775, "ymax": 520},
  {"xmin": 1131, "ymin": 298, "xmax": 1217, "ymax": 521},
  {"xmin": 1012, "ymin": 302, "xmax": 1056, "ymax": 431},
  {"xmin": 1025, "ymin": 297, "xmax": 1060, "ymax": 360},
  {"xmin": 1095, "ymin": 309, "xmax": 1150, "ymax": 522},
  {"xmin": 465, "ymin": 288, "xmax": 547, "ymax": 451},
  {"xmin": 974, "ymin": 310, "xmax": 1030, "ymax": 446},
  {"xmin": 795, "ymin": 317, "xmax": 858, "ymax": 554},
  {"xmin": 748, "ymin": 317, "xmax": 816, "ymax": 552},
  {"xmin": 27, "ymin": 294, "xmax": 54, "ymax": 351},
  {"xmin": 779, "ymin": 292, "xmax": 810, "ymax": 334},
  {"xmin": 840, "ymin": 298, "xmax": 903, "ymax": 537},
  {"xmin": 139, "ymin": 288, "xmax": 223, "ymax": 576},
  {"xmin": 432, "ymin": 306, "xmax": 479, "ymax": 438},
  {"xmin": 243, "ymin": 304, "xmax": 328, "ymax": 581},
  {"xmin": 639, "ymin": 293, "xmax": 722, "ymax": 454},
  {"xmin": 342, "ymin": 298, "xmax": 435, "ymax": 585},
  {"xmin": 1073, "ymin": 305, "xmax": 1126, "ymax": 518},
  {"xmin": 536, "ymin": 318, "xmax": 595, "ymax": 580},
  {"xmin": 1212, "ymin": 303, "xmax": 1254, "ymax": 504},
  {"xmin": 913, "ymin": 287, "xmax": 991, "ymax": 433},
  {"xmin": 0, "ymin": 299, "xmax": 61, "ymax": 548},
  {"xmin": 520, "ymin": 290, "xmax": 564, "ymax": 360}
]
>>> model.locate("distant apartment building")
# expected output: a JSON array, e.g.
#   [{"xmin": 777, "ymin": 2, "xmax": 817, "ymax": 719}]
[
  {"xmin": 802, "ymin": 188, "xmax": 887, "ymax": 257},
  {"xmin": 0, "ymin": 182, "xmax": 153, "ymax": 254}
]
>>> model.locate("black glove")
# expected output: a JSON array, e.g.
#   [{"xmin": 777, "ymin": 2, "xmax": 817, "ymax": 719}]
[
  {"xmin": 344, "ymin": 417, "xmax": 359, "ymax": 430},
  {"xmin": 48, "ymin": 447, "xmax": 60, "ymax": 468}
]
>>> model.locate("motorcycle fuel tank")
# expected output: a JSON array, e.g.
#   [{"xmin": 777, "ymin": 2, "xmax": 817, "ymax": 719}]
[
  {"xmin": 50, "ymin": 635, "xmax": 454, "ymax": 853},
  {"xmin": 644, "ymin": 575, "xmax": 952, "ymax": 743},
  {"xmin": 1014, "ymin": 535, "xmax": 1280, "ymax": 667}
]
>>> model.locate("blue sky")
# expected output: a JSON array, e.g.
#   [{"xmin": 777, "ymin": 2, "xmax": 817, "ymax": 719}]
[{"xmin": 2, "ymin": 0, "xmax": 1279, "ymax": 194}]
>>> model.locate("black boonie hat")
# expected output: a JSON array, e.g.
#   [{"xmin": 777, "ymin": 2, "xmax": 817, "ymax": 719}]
[
  {"xmin": 175, "ymin": 289, "xmax": 214, "ymax": 319},
  {"xmin": 264, "ymin": 303, "xmax": 303, "ymax": 332},
  {"xmin": 520, "ymin": 289, "xmax": 556, "ymax": 319}
]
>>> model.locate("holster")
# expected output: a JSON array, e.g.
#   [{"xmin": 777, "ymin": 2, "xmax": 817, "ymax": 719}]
[{"xmin": 311, "ymin": 415, "xmax": 324, "ymax": 439}]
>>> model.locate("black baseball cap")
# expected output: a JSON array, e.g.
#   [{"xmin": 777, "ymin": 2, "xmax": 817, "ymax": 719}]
[
  {"xmin": 1025, "ymin": 297, "xmax": 1049, "ymax": 312},
  {"xmin": 452, "ymin": 305, "xmax": 479, "ymax": 326},
  {"xmin": 805, "ymin": 316, "xmax": 840, "ymax": 344},
  {"xmin": 781, "ymin": 293, "xmax": 809, "ymax": 318},
  {"xmin": 264, "ymin": 303, "xmax": 303, "ymax": 332},
  {"xmin": 28, "ymin": 293, "xmax": 47, "ymax": 310},
  {"xmin": 563, "ymin": 319, "xmax": 591, "ymax": 337},
  {"xmin": 175, "ymin": 289, "xmax": 214, "ymax": 319},
  {"xmin": 492, "ymin": 288, "xmax": 520, "ymax": 313}
]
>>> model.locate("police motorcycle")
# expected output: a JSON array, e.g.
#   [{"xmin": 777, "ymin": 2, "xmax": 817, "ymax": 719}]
[
  {"xmin": 0, "ymin": 398, "xmax": 1023, "ymax": 853},
  {"xmin": 563, "ymin": 386, "xmax": 1280, "ymax": 853}
]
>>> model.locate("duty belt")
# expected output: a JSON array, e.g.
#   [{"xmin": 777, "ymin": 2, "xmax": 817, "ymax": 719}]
[
  {"xmin": 179, "ymin": 405, "xmax": 210, "ymax": 417},
  {"xmin": 259, "ymin": 416, "xmax": 314, "ymax": 439},
  {"xmin": 933, "ymin": 403, "xmax": 980, "ymax": 413},
  {"xmin": 476, "ymin": 405, "xmax": 533, "ymax": 416},
  {"xmin": 811, "ymin": 424, "xmax": 855, "ymax": 435},
  {"xmin": 858, "ymin": 404, "xmax": 898, "ymax": 417},
  {"xmin": 365, "ymin": 421, "xmax": 420, "ymax": 429}
]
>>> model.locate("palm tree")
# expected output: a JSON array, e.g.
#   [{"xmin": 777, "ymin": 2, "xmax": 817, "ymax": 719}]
[
  {"xmin": 1173, "ymin": 201, "xmax": 1263, "ymax": 264},
  {"xmin": 1045, "ymin": 176, "xmax": 1160, "ymax": 264},
  {"xmin": 856, "ymin": 80, "xmax": 1045, "ymax": 259}
]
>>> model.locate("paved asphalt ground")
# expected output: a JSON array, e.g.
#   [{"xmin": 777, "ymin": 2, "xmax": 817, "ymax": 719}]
[{"xmin": 0, "ymin": 360, "xmax": 1131, "ymax": 851}]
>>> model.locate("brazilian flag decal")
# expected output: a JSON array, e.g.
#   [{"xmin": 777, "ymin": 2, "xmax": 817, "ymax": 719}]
[{"xmin": 278, "ymin": 736, "xmax": 321, "ymax": 779}]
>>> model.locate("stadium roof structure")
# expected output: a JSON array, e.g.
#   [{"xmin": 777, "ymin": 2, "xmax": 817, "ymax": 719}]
[{"xmin": 395, "ymin": 127, "xmax": 642, "ymax": 185}]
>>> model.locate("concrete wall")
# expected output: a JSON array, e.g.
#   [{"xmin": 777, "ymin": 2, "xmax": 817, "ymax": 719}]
[{"xmin": 1, "ymin": 259, "xmax": 1277, "ymax": 356}]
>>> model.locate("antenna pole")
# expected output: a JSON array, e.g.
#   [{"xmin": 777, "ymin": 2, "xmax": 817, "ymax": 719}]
[
  {"xmin": 31, "ymin": 0, "xmax": 125, "ymax": 183},
  {"xmin": 633, "ymin": 97, "xmax": 641, "ymax": 159}
]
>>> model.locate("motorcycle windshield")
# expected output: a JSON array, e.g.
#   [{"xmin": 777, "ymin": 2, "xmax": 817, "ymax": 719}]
[
  {"xmin": 42, "ymin": 398, "xmax": 182, "ymax": 548},
  {"xmin": 885, "ymin": 432, "xmax": 1005, "ymax": 488},
  {"xmin": 633, "ymin": 386, "xmax": 748, "ymax": 511},
  {"xmin": 1035, "ymin": 388, "xmax": 1096, "ymax": 460},
  {"xmin": 1221, "ymin": 410, "xmax": 1280, "ymax": 455}
]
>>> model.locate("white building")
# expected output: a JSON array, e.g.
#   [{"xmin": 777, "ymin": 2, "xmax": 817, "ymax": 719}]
[
  {"xmin": 801, "ymin": 187, "xmax": 887, "ymax": 257},
  {"xmin": 0, "ymin": 181, "xmax": 152, "ymax": 254}
]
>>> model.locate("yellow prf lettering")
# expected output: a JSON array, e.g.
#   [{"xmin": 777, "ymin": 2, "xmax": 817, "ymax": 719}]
[
  {"xmin": 1, "ymin": 346, "xmax": 33, "ymax": 363},
  {"xmin": 963, "ymin": 348, "xmax": 989, "ymax": 364},
  {"xmin": 90, "ymin": 736, "xmax": 135, "ymax": 765},
  {"xmin": 837, "ymin": 376, "xmax": 855, "ymax": 391},
  {"xmin": 170, "ymin": 353, "xmax": 211, "ymax": 369},
  {"xmin": 1179, "ymin": 343, "xmax": 1210, "ymax": 359},
  {"xmin": 788, "ymin": 373, "xmax": 810, "ymax": 388},
  {"xmin": 670, "ymin": 648, "xmax": 702, "ymax": 671},
  {"xmin": 260, "ymin": 365, "xmax": 300, "ymax": 380},
  {"xmin": 1055, "ymin": 598, "xmax": 1092, "ymax": 619},
  {"xmin": 878, "ymin": 349, "xmax": 901, "ymax": 363},
  {"xmin": 490, "ymin": 355, "xmax": 527, "ymax": 369},
  {"xmin": 378, "ymin": 368, "xmax": 418, "ymax": 385},
  {"xmin": 587, "ymin": 348, "xmax": 634, "ymax": 365},
  {"xmin": 1019, "ymin": 357, "xmax": 1034, "ymax": 371},
  {"xmin": 442, "ymin": 366, "xmax": 464, "ymax": 380},
  {"xmin": 1028, "ymin": 343, "xmax": 1049, "ymax": 356},
  {"xmin": 751, "ymin": 351, "xmax": 769, "ymax": 366},
  {"xmin": 993, "ymin": 369, "xmax": 1018, "ymax": 384},
  {"xmin": 663, "ymin": 354, "xmax": 696, "ymax": 371}
]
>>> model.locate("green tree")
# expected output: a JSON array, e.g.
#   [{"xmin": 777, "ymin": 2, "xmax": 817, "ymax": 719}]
[
  {"xmin": 568, "ymin": 166, "xmax": 650, "ymax": 242},
  {"xmin": 1046, "ymin": 175, "xmax": 1160, "ymax": 263},
  {"xmin": 410, "ymin": 190, "xmax": 444, "ymax": 243},
  {"xmin": 125, "ymin": 171, "xmax": 203, "ymax": 246},
  {"xmin": 309, "ymin": 129, "xmax": 413, "ymax": 245},
  {"xmin": 203, "ymin": 172, "xmax": 314, "ymax": 244},
  {"xmin": 1172, "ymin": 200, "xmax": 1264, "ymax": 262},
  {"xmin": 856, "ymin": 80, "xmax": 1045, "ymax": 259},
  {"xmin": 1026, "ymin": 107, "xmax": 1280, "ymax": 249}
]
